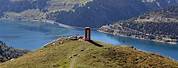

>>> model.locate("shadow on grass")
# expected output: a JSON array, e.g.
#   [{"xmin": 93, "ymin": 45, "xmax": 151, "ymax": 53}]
[{"xmin": 88, "ymin": 40, "xmax": 103, "ymax": 47}]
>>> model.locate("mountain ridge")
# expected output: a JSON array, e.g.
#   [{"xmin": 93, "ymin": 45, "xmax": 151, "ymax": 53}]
[{"xmin": 1, "ymin": 0, "xmax": 178, "ymax": 27}]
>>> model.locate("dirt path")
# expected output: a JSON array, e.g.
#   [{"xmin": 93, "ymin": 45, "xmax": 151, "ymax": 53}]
[
  {"xmin": 69, "ymin": 45, "xmax": 86, "ymax": 68},
  {"xmin": 70, "ymin": 57, "xmax": 77, "ymax": 68}
]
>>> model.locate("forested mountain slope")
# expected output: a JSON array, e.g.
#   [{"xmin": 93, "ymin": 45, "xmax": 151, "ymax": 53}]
[{"xmin": 0, "ymin": 41, "xmax": 29, "ymax": 62}]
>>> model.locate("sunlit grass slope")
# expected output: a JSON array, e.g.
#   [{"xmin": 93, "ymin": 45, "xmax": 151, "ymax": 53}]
[{"xmin": 0, "ymin": 39, "xmax": 178, "ymax": 68}]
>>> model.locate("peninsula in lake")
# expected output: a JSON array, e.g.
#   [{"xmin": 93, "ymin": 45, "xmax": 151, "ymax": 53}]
[{"xmin": 99, "ymin": 5, "xmax": 178, "ymax": 44}]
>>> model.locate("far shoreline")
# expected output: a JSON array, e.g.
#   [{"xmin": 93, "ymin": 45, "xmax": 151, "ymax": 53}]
[
  {"xmin": 0, "ymin": 18, "xmax": 74, "ymax": 29},
  {"xmin": 98, "ymin": 30, "xmax": 178, "ymax": 45}
]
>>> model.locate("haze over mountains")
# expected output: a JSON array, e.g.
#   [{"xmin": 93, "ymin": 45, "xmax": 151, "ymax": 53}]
[{"xmin": 0, "ymin": 0, "xmax": 178, "ymax": 27}]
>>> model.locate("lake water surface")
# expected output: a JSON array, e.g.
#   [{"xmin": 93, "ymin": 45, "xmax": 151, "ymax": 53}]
[{"xmin": 0, "ymin": 20, "xmax": 178, "ymax": 60}]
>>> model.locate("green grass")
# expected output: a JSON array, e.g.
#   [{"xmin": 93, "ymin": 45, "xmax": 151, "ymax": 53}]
[{"xmin": 0, "ymin": 39, "xmax": 178, "ymax": 68}]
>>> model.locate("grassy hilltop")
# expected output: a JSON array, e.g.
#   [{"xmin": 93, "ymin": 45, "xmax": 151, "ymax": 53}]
[{"xmin": 0, "ymin": 39, "xmax": 178, "ymax": 68}]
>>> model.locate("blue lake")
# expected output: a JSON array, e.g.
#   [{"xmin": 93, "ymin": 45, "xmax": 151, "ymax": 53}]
[{"xmin": 0, "ymin": 20, "xmax": 178, "ymax": 61}]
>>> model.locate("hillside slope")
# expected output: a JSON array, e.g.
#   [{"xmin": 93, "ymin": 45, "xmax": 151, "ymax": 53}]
[{"xmin": 0, "ymin": 39, "xmax": 178, "ymax": 68}]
